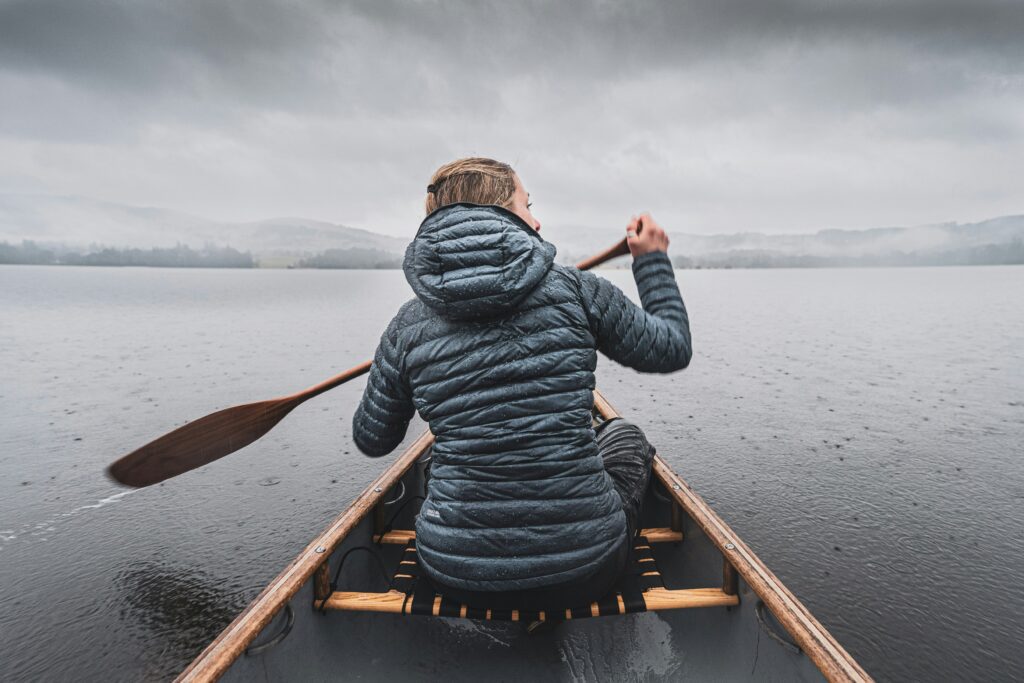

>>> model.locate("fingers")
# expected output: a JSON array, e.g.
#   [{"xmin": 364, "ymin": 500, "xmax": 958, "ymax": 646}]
[
  {"xmin": 626, "ymin": 212, "xmax": 669, "ymax": 257},
  {"xmin": 626, "ymin": 215, "xmax": 640, "ymax": 240}
]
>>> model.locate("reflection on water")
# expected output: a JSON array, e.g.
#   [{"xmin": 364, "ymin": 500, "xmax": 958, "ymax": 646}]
[
  {"xmin": 116, "ymin": 561, "xmax": 251, "ymax": 673},
  {"xmin": 1, "ymin": 265, "xmax": 1022, "ymax": 681}
]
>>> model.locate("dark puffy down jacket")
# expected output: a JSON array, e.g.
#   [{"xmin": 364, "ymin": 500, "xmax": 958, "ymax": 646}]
[{"xmin": 352, "ymin": 203, "xmax": 691, "ymax": 592}]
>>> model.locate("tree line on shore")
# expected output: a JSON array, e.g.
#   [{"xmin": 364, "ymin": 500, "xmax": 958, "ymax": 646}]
[
  {"xmin": 669, "ymin": 240, "xmax": 1024, "ymax": 268},
  {"xmin": 0, "ymin": 241, "xmax": 255, "ymax": 267},
  {"xmin": 0, "ymin": 241, "xmax": 405, "ymax": 269},
  {"xmin": 4, "ymin": 238, "xmax": 1023, "ymax": 269}
]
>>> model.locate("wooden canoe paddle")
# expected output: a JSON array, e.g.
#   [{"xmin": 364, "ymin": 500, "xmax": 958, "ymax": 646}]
[{"xmin": 107, "ymin": 232, "xmax": 636, "ymax": 487}]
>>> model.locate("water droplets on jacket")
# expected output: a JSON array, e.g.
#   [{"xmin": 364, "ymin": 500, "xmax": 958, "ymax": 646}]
[
  {"xmin": 403, "ymin": 202, "xmax": 557, "ymax": 321},
  {"xmin": 353, "ymin": 203, "xmax": 691, "ymax": 592}
]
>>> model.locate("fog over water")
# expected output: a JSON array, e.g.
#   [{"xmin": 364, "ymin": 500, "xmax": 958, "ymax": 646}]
[{"xmin": 1, "ymin": 265, "xmax": 1022, "ymax": 681}]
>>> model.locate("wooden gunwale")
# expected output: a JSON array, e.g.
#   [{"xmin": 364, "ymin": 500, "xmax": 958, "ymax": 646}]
[
  {"xmin": 592, "ymin": 389, "xmax": 871, "ymax": 683},
  {"xmin": 180, "ymin": 389, "xmax": 871, "ymax": 683},
  {"xmin": 176, "ymin": 430, "xmax": 434, "ymax": 683}
]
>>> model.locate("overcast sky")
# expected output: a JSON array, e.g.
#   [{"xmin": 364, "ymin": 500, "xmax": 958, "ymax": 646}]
[{"xmin": 1, "ymin": 0, "xmax": 1022, "ymax": 238}]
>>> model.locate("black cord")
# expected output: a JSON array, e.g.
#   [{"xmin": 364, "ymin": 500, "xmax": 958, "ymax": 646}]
[
  {"xmin": 755, "ymin": 600, "xmax": 802, "ymax": 655},
  {"xmin": 316, "ymin": 546, "xmax": 391, "ymax": 612},
  {"xmin": 375, "ymin": 495, "xmax": 425, "ymax": 544}
]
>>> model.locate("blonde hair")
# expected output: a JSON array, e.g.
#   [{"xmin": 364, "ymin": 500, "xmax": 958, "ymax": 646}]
[{"xmin": 425, "ymin": 157, "xmax": 517, "ymax": 214}]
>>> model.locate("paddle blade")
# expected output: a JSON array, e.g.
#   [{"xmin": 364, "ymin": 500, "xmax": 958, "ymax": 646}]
[{"xmin": 107, "ymin": 398, "xmax": 299, "ymax": 488}]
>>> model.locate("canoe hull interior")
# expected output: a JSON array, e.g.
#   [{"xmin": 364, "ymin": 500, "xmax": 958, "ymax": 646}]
[{"xmin": 213, "ymin": 456, "xmax": 824, "ymax": 682}]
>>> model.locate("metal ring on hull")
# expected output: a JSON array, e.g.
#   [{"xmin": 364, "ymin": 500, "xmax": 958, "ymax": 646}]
[{"xmin": 383, "ymin": 480, "xmax": 406, "ymax": 506}]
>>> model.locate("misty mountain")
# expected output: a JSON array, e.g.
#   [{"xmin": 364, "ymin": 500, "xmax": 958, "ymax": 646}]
[
  {"xmin": 0, "ymin": 194, "xmax": 408, "ymax": 263},
  {"xmin": 552, "ymin": 215, "xmax": 1024, "ymax": 268},
  {"xmin": 1, "ymin": 193, "xmax": 1021, "ymax": 269}
]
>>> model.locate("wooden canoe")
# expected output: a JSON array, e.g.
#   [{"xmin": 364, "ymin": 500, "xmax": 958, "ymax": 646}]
[{"xmin": 176, "ymin": 390, "xmax": 871, "ymax": 682}]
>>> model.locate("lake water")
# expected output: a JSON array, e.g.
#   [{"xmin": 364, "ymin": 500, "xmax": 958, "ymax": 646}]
[{"xmin": 1, "ymin": 264, "xmax": 1022, "ymax": 681}]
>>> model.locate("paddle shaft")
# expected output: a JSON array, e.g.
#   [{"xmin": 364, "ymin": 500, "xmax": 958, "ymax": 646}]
[
  {"xmin": 574, "ymin": 237, "xmax": 630, "ymax": 271},
  {"xmin": 108, "ymin": 234, "xmax": 633, "ymax": 487},
  {"xmin": 289, "ymin": 359, "xmax": 373, "ymax": 403}
]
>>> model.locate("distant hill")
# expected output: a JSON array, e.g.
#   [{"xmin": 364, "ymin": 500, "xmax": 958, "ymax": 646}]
[
  {"xmin": 0, "ymin": 194, "xmax": 407, "ymax": 266},
  {"xmin": 552, "ymin": 215, "xmax": 1024, "ymax": 268},
  {"xmin": 1, "ymin": 193, "xmax": 1021, "ymax": 268},
  {"xmin": 668, "ymin": 215, "xmax": 1024, "ymax": 268}
]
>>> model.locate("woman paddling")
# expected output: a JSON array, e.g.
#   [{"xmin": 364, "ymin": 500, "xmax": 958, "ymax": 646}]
[{"xmin": 352, "ymin": 157, "xmax": 691, "ymax": 611}]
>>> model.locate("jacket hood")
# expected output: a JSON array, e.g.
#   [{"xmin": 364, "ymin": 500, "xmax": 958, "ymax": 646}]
[{"xmin": 403, "ymin": 203, "xmax": 557, "ymax": 320}]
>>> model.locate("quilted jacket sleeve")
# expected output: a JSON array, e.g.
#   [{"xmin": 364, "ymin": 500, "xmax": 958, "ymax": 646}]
[
  {"xmin": 577, "ymin": 251, "xmax": 692, "ymax": 372},
  {"xmin": 352, "ymin": 315, "xmax": 416, "ymax": 457}
]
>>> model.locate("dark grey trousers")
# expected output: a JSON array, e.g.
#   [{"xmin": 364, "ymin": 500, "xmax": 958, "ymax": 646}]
[
  {"xmin": 595, "ymin": 417, "xmax": 657, "ymax": 539},
  {"xmin": 430, "ymin": 417, "xmax": 656, "ymax": 611}
]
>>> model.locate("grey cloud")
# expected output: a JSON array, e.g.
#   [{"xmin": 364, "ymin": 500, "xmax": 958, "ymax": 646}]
[
  {"xmin": 0, "ymin": 1, "xmax": 325, "ymax": 86},
  {"xmin": 0, "ymin": 0, "xmax": 1021, "ymax": 236},
  {"xmin": 4, "ymin": 1, "xmax": 1021, "ymax": 101}
]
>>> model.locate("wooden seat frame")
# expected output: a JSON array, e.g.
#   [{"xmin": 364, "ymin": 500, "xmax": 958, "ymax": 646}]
[{"xmin": 318, "ymin": 528, "xmax": 740, "ymax": 620}]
